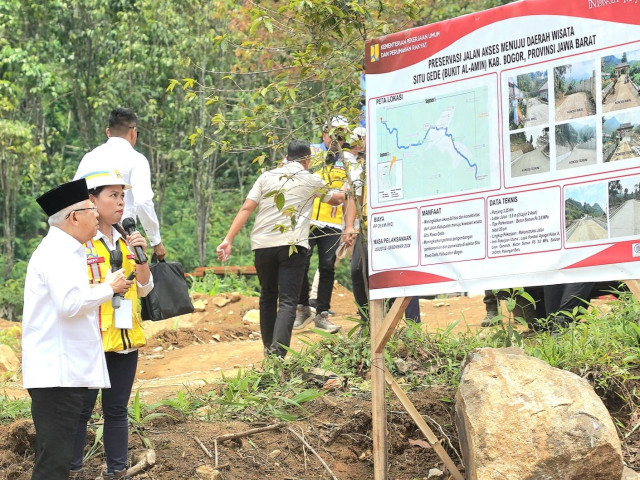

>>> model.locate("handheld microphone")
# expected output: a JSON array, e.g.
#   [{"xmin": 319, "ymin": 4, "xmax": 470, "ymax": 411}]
[
  {"xmin": 121, "ymin": 217, "xmax": 148, "ymax": 264},
  {"xmin": 110, "ymin": 249, "xmax": 123, "ymax": 309}
]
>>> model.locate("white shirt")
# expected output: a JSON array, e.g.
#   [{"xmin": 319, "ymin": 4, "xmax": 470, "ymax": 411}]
[
  {"xmin": 22, "ymin": 227, "xmax": 112, "ymax": 389},
  {"xmin": 247, "ymin": 161, "xmax": 333, "ymax": 250},
  {"xmin": 344, "ymin": 153, "xmax": 365, "ymax": 230},
  {"xmin": 74, "ymin": 137, "xmax": 162, "ymax": 246}
]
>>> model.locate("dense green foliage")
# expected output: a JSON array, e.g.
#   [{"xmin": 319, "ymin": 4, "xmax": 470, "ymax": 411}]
[{"xmin": 0, "ymin": 0, "xmax": 514, "ymax": 320}]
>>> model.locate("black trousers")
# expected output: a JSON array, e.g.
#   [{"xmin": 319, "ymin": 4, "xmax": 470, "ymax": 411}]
[
  {"xmin": 29, "ymin": 387, "xmax": 86, "ymax": 480},
  {"xmin": 255, "ymin": 245, "xmax": 308, "ymax": 357},
  {"xmin": 299, "ymin": 225, "xmax": 341, "ymax": 313},
  {"xmin": 543, "ymin": 281, "xmax": 624, "ymax": 318},
  {"xmin": 71, "ymin": 350, "xmax": 138, "ymax": 473}
]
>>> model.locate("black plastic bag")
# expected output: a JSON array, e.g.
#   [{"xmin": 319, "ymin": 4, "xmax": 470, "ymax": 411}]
[{"xmin": 141, "ymin": 256, "xmax": 194, "ymax": 321}]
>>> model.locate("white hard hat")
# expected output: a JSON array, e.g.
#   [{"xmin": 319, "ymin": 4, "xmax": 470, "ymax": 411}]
[
  {"xmin": 324, "ymin": 115, "xmax": 349, "ymax": 130},
  {"xmin": 352, "ymin": 126, "xmax": 366, "ymax": 140},
  {"xmin": 330, "ymin": 115, "xmax": 349, "ymax": 128},
  {"xmin": 82, "ymin": 170, "xmax": 131, "ymax": 190}
]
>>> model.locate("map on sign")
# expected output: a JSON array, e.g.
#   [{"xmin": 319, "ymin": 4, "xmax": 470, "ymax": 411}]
[{"xmin": 376, "ymin": 86, "xmax": 491, "ymax": 202}]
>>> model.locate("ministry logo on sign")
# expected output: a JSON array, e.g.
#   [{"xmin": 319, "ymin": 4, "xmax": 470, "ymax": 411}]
[{"xmin": 370, "ymin": 43, "xmax": 380, "ymax": 63}]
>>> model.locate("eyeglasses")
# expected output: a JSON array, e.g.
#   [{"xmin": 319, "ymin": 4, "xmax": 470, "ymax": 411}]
[{"xmin": 65, "ymin": 206, "xmax": 98, "ymax": 219}]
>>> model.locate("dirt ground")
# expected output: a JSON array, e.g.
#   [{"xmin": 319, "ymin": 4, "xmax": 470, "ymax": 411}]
[{"xmin": 0, "ymin": 286, "xmax": 634, "ymax": 479}]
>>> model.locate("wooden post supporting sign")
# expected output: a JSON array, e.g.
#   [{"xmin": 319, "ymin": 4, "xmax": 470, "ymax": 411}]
[{"xmin": 370, "ymin": 297, "xmax": 464, "ymax": 480}]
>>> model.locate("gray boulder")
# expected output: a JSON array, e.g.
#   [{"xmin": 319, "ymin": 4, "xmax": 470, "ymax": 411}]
[{"xmin": 455, "ymin": 347, "xmax": 623, "ymax": 480}]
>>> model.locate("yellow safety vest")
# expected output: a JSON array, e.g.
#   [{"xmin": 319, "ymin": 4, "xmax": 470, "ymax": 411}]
[
  {"xmin": 311, "ymin": 162, "xmax": 347, "ymax": 226},
  {"xmin": 85, "ymin": 238, "xmax": 146, "ymax": 352}
]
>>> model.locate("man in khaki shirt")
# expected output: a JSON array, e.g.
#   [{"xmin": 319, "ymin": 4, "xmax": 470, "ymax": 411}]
[{"xmin": 217, "ymin": 140, "xmax": 345, "ymax": 357}]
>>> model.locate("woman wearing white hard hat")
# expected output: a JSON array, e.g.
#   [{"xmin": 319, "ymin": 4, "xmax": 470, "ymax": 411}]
[{"xmin": 69, "ymin": 170, "xmax": 153, "ymax": 480}]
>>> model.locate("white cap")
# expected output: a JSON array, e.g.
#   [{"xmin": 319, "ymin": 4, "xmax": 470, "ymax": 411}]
[
  {"xmin": 352, "ymin": 126, "xmax": 366, "ymax": 141},
  {"xmin": 324, "ymin": 115, "xmax": 349, "ymax": 130},
  {"xmin": 82, "ymin": 170, "xmax": 131, "ymax": 190}
]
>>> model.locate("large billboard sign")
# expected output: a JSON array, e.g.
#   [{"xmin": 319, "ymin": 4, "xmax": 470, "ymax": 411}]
[{"xmin": 364, "ymin": 0, "xmax": 640, "ymax": 299}]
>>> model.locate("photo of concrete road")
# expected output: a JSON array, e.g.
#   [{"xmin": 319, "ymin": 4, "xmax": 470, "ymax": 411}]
[
  {"xmin": 609, "ymin": 199, "xmax": 640, "ymax": 237},
  {"xmin": 602, "ymin": 49, "xmax": 640, "ymax": 114},
  {"xmin": 566, "ymin": 216, "xmax": 608, "ymax": 243},
  {"xmin": 507, "ymin": 71, "xmax": 549, "ymax": 130},
  {"xmin": 554, "ymin": 61, "xmax": 596, "ymax": 122},
  {"xmin": 602, "ymin": 111, "xmax": 640, "ymax": 163},
  {"xmin": 511, "ymin": 147, "xmax": 550, "ymax": 177},
  {"xmin": 510, "ymin": 127, "xmax": 550, "ymax": 178},
  {"xmin": 556, "ymin": 140, "xmax": 597, "ymax": 169},
  {"xmin": 608, "ymin": 176, "xmax": 640, "ymax": 238},
  {"xmin": 603, "ymin": 73, "xmax": 640, "ymax": 113},
  {"xmin": 610, "ymin": 135, "xmax": 640, "ymax": 162},
  {"xmin": 556, "ymin": 119, "xmax": 597, "ymax": 170},
  {"xmin": 565, "ymin": 183, "xmax": 608, "ymax": 244},
  {"xmin": 524, "ymin": 97, "xmax": 549, "ymax": 127}
]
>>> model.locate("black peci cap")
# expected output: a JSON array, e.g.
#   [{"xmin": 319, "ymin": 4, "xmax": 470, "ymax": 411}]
[{"xmin": 36, "ymin": 179, "xmax": 89, "ymax": 217}]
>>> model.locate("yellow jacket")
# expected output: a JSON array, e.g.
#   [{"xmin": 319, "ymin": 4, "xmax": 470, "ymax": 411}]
[
  {"xmin": 85, "ymin": 237, "xmax": 146, "ymax": 352},
  {"xmin": 310, "ymin": 159, "xmax": 347, "ymax": 227}
]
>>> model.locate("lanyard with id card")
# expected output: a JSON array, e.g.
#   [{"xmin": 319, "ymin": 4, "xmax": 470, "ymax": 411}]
[{"xmin": 102, "ymin": 238, "xmax": 135, "ymax": 330}]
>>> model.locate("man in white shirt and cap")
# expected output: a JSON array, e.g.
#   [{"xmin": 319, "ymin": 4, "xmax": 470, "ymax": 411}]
[
  {"xmin": 74, "ymin": 107, "xmax": 166, "ymax": 260},
  {"xmin": 22, "ymin": 178, "xmax": 130, "ymax": 480}
]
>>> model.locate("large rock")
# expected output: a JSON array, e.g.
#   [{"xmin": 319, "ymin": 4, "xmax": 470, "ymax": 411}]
[
  {"xmin": 0, "ymin": 344, "xmax": 20, "ymax": 373},
  {"xmin": 455, "ymin": 347, "xmax": 623, "ymax": 480}
]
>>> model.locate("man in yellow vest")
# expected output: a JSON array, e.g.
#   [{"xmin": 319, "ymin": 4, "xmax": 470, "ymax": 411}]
[{"xmin": 294, "ymin": 116, "xmax": 349, "ymax": 333}]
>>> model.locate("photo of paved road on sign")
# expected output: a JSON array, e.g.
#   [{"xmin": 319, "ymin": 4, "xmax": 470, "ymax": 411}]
[
  {"xmin": 510, "ymin": 126, "xmax": 550, "ymax": 178},
  {"xmin": 556, "ymin": 118, "xmax": 597, "ymax": 170},
  {"xmin": 554, "ymin": 60, "xmax": 596, "ymax": 122},
  {"xmin": 507, "ymin": 70, "xmax": 549, "ymax": 130},
  {"xmin": 602, "ymin": 110, "xmax": 640, "ymax": 163},
  {"xmin": 608, "ymin": 177, "xmax": 640, "ymax": 238},
  {"xmin": 565, "ymin": 183, "xmax": 609, "ymax": 243},
  {"xmin": 602, "ymin": 49, "xmax": 640, "ymax": 114}
]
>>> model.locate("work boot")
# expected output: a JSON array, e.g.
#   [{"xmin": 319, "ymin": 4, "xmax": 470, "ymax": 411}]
[
  {"xmin": 293, "ymin": 304, "xmax": 314, "ymax": 330},
  {"xmin": 68, "ymin": 470, "xmax": 87, "ymax": 480},
  {"xmin": 314, "ymin": 311, "xmax": 340, "ymax": 333},
  {"xmin": 101, "ymin": 470, "xmax": 132, "ymax": 480},
  {"xmin": 480, "ymin": 311, "xmax": 501, "ymax": 327}
]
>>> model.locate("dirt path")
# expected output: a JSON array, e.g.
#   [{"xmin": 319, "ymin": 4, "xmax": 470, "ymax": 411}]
[
  {"xmin": 1, "ymin": 286, "xmax": 491, "ymax": 401},
  {"xmin": 555, "ymin": 91, "xmax": 595, "ymax": 121},
  {"xmin": 0, "ymin": 287, "xmax": 629, "ymax": 480}
]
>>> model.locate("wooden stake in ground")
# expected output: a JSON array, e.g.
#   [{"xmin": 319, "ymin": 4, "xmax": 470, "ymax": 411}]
[
  {"xmin": 370, "ymin": 299, "xmax": 388, "ymax": 480},
  {"xmin": 370, "ymin": 297, "xmax": 465, "ymax": 480},
  {"xmin": 385, "ymin": 369, "xmax": 464, "ymax": 480}
]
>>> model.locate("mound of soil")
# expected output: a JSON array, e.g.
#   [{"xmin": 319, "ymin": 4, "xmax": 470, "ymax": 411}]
[{"xmin": 0, "ymin": 284, "xmax": 636, "ymax": 479}]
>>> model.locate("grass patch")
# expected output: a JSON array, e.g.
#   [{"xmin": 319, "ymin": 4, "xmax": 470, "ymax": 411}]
[
  {"xmin": 189, "ymin": 272, "xmax": 259, "ymax": 297},
  {"xmin": 2, "ymin": 292, "xmax": 639, "ymax": 448},
  {"xmin": 0, "ymin": 394, "xmax": 31, "ymax": 424}
]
